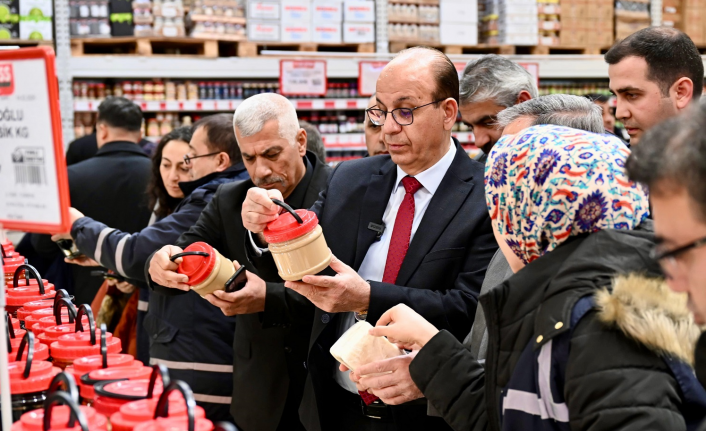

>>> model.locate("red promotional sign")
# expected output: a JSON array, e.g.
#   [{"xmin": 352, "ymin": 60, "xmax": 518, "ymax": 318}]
[
  {"xmin": 358, "ymin": 61, "xmax": 388, "ymax": 97},
  {"xmin": 0, "ymin": 47, "xmax": 70, "ymax": 234},
  {"xmin": 279, "ymin": 60, "xmax": 327, "ymax": 96}
]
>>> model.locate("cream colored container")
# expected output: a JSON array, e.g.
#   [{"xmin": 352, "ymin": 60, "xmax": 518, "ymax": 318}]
[{"xmin": 172, "ymin": 243, "xmax": 235, "ymax": 297}]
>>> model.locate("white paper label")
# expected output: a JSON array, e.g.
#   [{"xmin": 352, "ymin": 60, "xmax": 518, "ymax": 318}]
[
  {"xmin": 280, "ymin": 60, "xmax": 327, "ymax": 96},
  {"xmin": 358, "ymin": 61, "xmax": 387, "ymax": 96}
]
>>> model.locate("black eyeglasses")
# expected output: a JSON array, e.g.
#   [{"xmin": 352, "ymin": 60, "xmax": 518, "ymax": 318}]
[
  {"xmin": 650, "ymin": 236, "xmax": 706, "ymax": 265},
  {"xmin": 365, "ymin": 100, "xmax": 444, "ymax": 127},
  {"xmin": 183, "ymin": 151, "xmax": 221, "ymax": 165}
]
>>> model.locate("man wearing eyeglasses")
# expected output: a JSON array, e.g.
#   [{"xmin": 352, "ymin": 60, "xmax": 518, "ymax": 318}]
[
  {"xmin": 626, "ymin": 105, "xmax": 706, "ymax": 397},
  {"xmin": 241, "ymin": 47, "xmax": 497, "ymax": 431},
  {"xmin": 49, "ymin": 113, "xmax": 249, "ymax": 421}
]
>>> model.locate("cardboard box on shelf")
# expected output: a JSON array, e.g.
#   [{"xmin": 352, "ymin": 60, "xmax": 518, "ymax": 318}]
[
  {"xmin": 248, "ymin": 19, "xmax": 280, "ymax": 40},
  {"xmin": 498, "ymin": 32, "xmax": 538, "ymax": 45},
  {"xmin": 312, "ymin": 22, "xmax": 341, "ymax": 42},
  {"xmin": 248, "ymin": 1, "xmax": 279, "ymax": 20},
  {"xmin": 19, "ymin": 14, "xmax": 50, "ymax": 38},
  {"xmin": 281, "ymin": 0, "xmax": 311, "ymax": 22},
  {"xmin": 439, "ymin": 1, "xmax": 477, "ymax": 24},
  {"xmin": 440, "ymin": 22, "xmax": 477, "ymax": 45},
  {"xmin": 281, "ymin": 21, "xmax": 311, "ymax": 41},
  {"xmin": 20, "ymin": 0, "xmax": 51, "ymax": 17},
  {"xmin": 312, "ymin": 0, "xmax": 341, "ymax": 22},
  {"xmin": 343, "ymin": 21, "xmax": 374, "ymax": 42},
  {"xmin": 343, "ymin": 0, "xmax": 374, "ymax": 22}
]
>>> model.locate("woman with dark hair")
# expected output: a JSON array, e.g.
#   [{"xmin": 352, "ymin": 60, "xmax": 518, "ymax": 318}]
[
  {"xmin": 148, "ymin": 127, "xmax": 194, "ymax": 221},
  {"xmin": 351, "ymin": 125, "xmax": 706, "ymax": 431}
]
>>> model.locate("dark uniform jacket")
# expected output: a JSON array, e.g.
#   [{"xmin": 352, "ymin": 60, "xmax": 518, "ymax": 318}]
[
  {"xmin": 150, "ymin": 152, "xmax": 331, "ymax": 430},
  {"xmin": 32, "ymin": 141, "xmax": 152, "ymax": 304},
  {"xmin": 411, "ymin": 222, "xmax": 706, "ymax": 431}
]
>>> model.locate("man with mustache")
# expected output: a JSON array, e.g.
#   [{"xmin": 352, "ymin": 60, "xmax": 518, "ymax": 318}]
[
  {"xmin": 147, "ymin": 92, "xmax": 332, "ymax": 431},
  {"xmin": 605, "ymin": 27, "xmax": 703, "ymax": 145}
]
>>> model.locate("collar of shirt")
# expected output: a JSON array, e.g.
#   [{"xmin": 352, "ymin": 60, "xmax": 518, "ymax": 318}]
[{"xmin": 393, "ymin": 138, "xmax": 456, "ymax": 195}]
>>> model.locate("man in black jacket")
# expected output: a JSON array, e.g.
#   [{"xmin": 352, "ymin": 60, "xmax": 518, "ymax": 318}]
[
  {"xmin": 148, "ymin": 93, "xmax": 332, "ymax": 431},
  {"xmin": 32, "ymin": 97, "xmax": 152, "ymax": 304},
  {"xmin": 241, "ymin": 47, "xmax": 497, "ymax": 431}
]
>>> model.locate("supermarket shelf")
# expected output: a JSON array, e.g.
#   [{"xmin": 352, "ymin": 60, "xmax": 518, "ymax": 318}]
[{"xmin": 74, "ymin": 98, "xmax": 371, "ymax": 112}]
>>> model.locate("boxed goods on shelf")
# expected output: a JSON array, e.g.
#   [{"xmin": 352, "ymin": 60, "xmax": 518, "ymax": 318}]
[
  {"xmin": 679, "ymin": 0, "xmax": 706, "ymax": 45},
  {"xmin": 482, "ymin": 0, "xmax": 538, "ymax": 46},
  {"xmin": 312, "ymin": 0, "xmax": 341, "ymax": 21},
  {"xmin": 312, "ymin": 22, "xmax": 341, "ymax": 42},
  {"xmin": 281, "ymin": 0, "xmax": 310, "ymax": 41},
  {"xmin": 0, "ymin": 0, "xmax": 20, "ymax": 39},
  {"xmin": 344, "ymin": 21, "xmax": 373, "ymax": 42},
  {"xmin": 19, "ymin": 14, "xmax": 51, "ymax": 38},
  {"xmin": 247, "ymin": 19, "xmax": 279, "ymax": 40},
  {"xmin": 188, "ymin": 0, "xmax": 246, "ymax": 39},
  {"xmin": 615, "ymin": 0, "xmax": 649, "ymax": 41},
  {"xmin": 439, "ymin": 0, "xmax": 477, "ymax": 46},
  {"xmin": 69, "ymin": 0, "xmax": 109, "ymax": 37},
  {"xmin": 343, "ymin": 0, "xmax": 374, "ymax": 43},
  {"xmin": 560, "ymin": 0, "xmax": 613, "ymax": 47}
]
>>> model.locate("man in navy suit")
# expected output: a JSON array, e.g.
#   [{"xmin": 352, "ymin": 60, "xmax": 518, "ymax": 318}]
[{"xmin": 242, "ymin": 47, "xmax": 497, "ymax": 431}]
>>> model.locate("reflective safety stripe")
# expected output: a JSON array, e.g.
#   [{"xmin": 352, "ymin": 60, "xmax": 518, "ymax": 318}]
[
  {"xmin": 502, "ymin": 340, "xmax": 569, "ymax": 422},
  {"xmin": 137, "ymin": 300, "xmax": 149, "ymax": 312},
  {"xmin": 149, "ymin": 358, "xmax": 234, "ymax": 373},
  {"xmin": 114, "ymin": 234, "xmax": 131, "ymax": 277},
  {"xmin": 95, "ymin": 228, "xmax": 116, "ymax": 265},
  {"xmin": 193, "ymin": 394, "xmax": 232, "ymax": 404}
]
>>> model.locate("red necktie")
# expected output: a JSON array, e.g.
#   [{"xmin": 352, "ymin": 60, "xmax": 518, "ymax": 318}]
[{"xmin": 359, "ymin": 176, "xmax": 422, "ymax": 406}]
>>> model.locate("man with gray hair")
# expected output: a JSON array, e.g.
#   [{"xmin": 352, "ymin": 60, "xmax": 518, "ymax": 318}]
[
  {"xmin": 148, "ymin": 92, "xmax": 332, "ymax": 431},
  {"xmin": 460, "ymin": 54, "xmax": 538, "ymax": 159},
  {"xmin": 496, "ymin": 94, "xmax": 605, "ymax": 136}
]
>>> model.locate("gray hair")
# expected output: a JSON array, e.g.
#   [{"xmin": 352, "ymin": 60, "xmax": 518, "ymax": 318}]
[
  {"xmin": 299, "ymin": 120, "xmax": 326, "ymax": 162},
  {"xmin": 460, "ymin": 54, "xmax": 539, "ymax": 107},
  {"xmin": 233, "ymin": 93, "xmax": 299, "ymax": 144},
  {"xmin": 496, "ymin": 94, "xmax": 604, "ymax": 134}
]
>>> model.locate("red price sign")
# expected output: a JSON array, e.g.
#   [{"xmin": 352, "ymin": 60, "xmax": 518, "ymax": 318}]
[
  {"xmin": 0, "ymin": 64, "xmax": 14, "ymax": 96},
  {"xmin": 279, "ymin": 60, "xmax": 327, "ymax": 96},
  {"xmin": 518, "ymin": 62, "xmax": 540, "ymax": 87},
  {"xmin": 358, "ymin": 61, "xmax": 388, "ymax": 97}
]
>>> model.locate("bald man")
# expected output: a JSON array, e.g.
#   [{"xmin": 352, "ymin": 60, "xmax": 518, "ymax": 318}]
[{"xmin": 241, "ymin": 47, "xmax": 497, "ymax": 431}]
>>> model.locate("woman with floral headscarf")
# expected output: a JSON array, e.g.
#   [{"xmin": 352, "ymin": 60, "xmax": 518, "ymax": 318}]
[{"xmin": 356, "ymin": 125, "xmax": 706, "ymax": 431}]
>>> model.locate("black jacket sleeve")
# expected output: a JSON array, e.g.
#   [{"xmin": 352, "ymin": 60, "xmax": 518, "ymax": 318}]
[{"xmin": 409, "ymin": 330, "xmax": 488, "ymax": 431}]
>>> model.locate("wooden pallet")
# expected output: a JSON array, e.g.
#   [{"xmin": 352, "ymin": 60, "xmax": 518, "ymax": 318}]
[
  {"xmin": 527, "ymin": 45, "xmax": 607, "ymax": 55},
  {"xmin": 389, "ymin": 42, "xmax": 517, "ymax": 55},
  {"xmin": 0, "ymin": 39, "xmax": 54, "ymax": 47}
]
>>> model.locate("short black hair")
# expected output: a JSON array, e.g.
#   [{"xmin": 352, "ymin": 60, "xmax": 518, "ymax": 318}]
[
  {"xmin": 585, "ymin": 93, "xmax": 610, "ymax": 104},
  {"xmin": 605, "ymin": 27, "xmax": 703, "ymax": 99},
  {"xmin": 96, "ymin": 96, "xmax": 143, "ymax": 132},
  {"xmin": 626, "ymin": 104, "xmax": 706, "ymax": 220},
  {"xmin": 193, "ymin": 113, "xmax": 241, "ymax": 165}
]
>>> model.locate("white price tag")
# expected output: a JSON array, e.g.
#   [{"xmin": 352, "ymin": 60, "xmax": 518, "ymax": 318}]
[
  {"xmin": 0, "ymin": 48, "xmax": 70, "ymax": 234},
  {"xmin": 279, "ymin": 60, "xmax": 327, "ymax": 96},
  {"xmin": 358, "ymin": 61, "xmax": 387, "ymax": 97}
]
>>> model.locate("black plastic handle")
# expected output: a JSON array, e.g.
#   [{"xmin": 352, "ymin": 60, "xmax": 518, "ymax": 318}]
[
  {"xmin": 169, "ymin": 251, "xmax": 210, "ymax": 263},
  {"xmin": 13, "ymin": 263, "xmax": 44, "ymax": 293},
  {"xmin": 42, "ymin": 391, "xmax": 89, "ymax": 431},
  {"xmin": 154, "ymin": 380, "xmax": 196, "ymax": 431},
  {"xmin": 16, "ymin": 330, "xmax": 34, "ymax": 378},
  {"xmin": 6, "ymin": 312, "xmax": 15, "ymax": 339},
  {"xmin": 100, "ymin": 323, "xmax": 108, "ymax": 368},
  {"xmin": 48, "ymin": 372, "xmax": 80, "ymax": 407},
  {"xmin": 147, "ymin": 363, "xmax": 171, "ymax": 399},
  {"xmin": 5, "ymin": 316, "xmax": 11, "ymax": 354},
  {"xmin": 75, "ymin": 304, "xmax": 96, "ymax": 345},
  {"xmin": 0, "ymin": 243, "xmax": 6, "ymax": 259},
  {"xmin": 53, "ymin": 297, "xmax": 77, "ymax": 325},
  {"xmin": 271, "ymin": 199, "xmax": 303, "ymax": 224}
]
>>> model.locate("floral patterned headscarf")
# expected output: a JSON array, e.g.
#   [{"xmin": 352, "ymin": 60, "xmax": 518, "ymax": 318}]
[{"xmin": 485, "ymin": 124, "xmax": 650, "ymax": 265}]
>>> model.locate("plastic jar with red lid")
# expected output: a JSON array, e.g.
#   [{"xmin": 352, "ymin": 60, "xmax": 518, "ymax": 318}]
[
  {"xmin": 50, "ymin": 305, "xmax": 121, "ymax": 369},
  {"xmin": 66, "ymin": 351, "xmax": 139, "ymax": 402},
  {"xmin": 11, "ymin": 373, "xmax": 108, "ymax": 431},
  {"xmin": 92, "ymin": 365, "xmax": 169, "ymax": 418},
  {"xmin": 17, "ymin": 289, "xmax": 71, "ymax": 325},
  {"xmin": 5, "ymin": 265, "xmax": 55, "ymax": 316},
  {"xmin": 80, "ymin": 365, "xmax": 152, "ymax": 405},
  {"xmin": 3, "ymin": 255, "xmax": 25, "ymax": 285},
  {"xmin": 172, "ymin": 242, "xmax": 235, "ymax": 297},
  {"xmin": 131, "ymin": 381, "xmax": 213, "ymax": 431},
  {"xmin": 262, "ymin": 200, "xmax": 331, "ymax": 281},
  {"xmin": 9, "ymin": 335, "xmax": 50, "ymax": 362},
  {"xmin": 0, "ymin": 332, "xmax": 61, "ymax": 422},
  {"xmin": 32, "ymin": 298, "xmax": 84, "ymax": 343},
  {"xmin": 110, "ymin": 391, "xmax": 206, "ymax": 431}
]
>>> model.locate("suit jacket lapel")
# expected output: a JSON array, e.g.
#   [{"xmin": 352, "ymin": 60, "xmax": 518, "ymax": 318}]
[
  {"xmin": 395, "ymin": 145, "xmax": 477, "ymax": 286},
  {"xmin": 353, "ymin": 159, "xmax": 397, "ymax": 270}
]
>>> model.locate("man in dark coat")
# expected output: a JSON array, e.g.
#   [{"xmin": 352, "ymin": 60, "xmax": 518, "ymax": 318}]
[
  {"xmin": 240, "ymin": 48, "xmax": 497, "ymax": 431},
  {"xmin": 148, "ymin": 93, "xmax": 332, "ymax": 431},
  {"xmin": 32, "ymin": 96, "xmax": 152, "ymax": 304}
]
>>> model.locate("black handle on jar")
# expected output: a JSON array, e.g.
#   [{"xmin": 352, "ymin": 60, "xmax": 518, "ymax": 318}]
[
  {"xmin": 54, "ymin": 289, "xmax": 71, "ymax": 302},
  {"xmin": 53, "ymin": 297, "xmax": 77, "ymax": 325},
  {"xmin": 5, "ymin": 316, "xmax": 12, "ymax": 354},
  {"xmin": 271, "ymin": 199, "xmax": 303, "ymax": 224},
  {"xmin": 6, "ymin": 312, "xmax": 15, "ymax": 339},
  {"xmin": 13, "ymin": 263, "xmax": 44, "ymax": 293},
  {"xmin": 100, "ymin": 323, "xmax": 108, "ymax": 368},
  {"xmin": 42, "ymin": 391, "xmax": 89, "ymax": 431},
  {"xmin": 48, "ymin": 372, "xmax": 80, "ymax": 405},
  {"xmin": 16, "ymin": 330, "xmax": 34, "ymax": 378},
  {"xmin": 169, "ymin": 251, "xmax": 210, "ymax": 262},
  {"xmin": 147, "ymin": 363, "xmax": 171, "ymax": 399},
  {"xmin": 74, "ymin": 304, "xmax": 96, "ymax": 345},
  {"xmin": 154, "ymin": 380, "xmax": 196, "ymax": 431}
]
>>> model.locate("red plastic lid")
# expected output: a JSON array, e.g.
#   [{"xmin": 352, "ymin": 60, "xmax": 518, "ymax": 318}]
[
  {"xmin": 111, "ymin": 396, "xmax": 206, "ymax": 431},
  {"xmin": 176, "ymin": 242, "xmax": 217, "ymax": 286},
  {"xmin": 263, "ymin": 209, "xmax": 319, "ymax": 243},
  {"xmin": 12, "ymin": 405, "xmax": 108, "ymax": 431},
  {"xmin": 6, "ymin": 287, "xmax": 56, "ymax": 307},
  {"xmin": 93, "ymin": 380, "xmax": 164, "ymax": 417},
  {"xmin": 1, "ymin": 360, "xmax": 60, "ymax": 394},
  {"xmin": 133, "ymin": 416, "xmax": 214, "ymax": 431},
  {"xmin": 9, "ymin": 339, "xmax": 49, "ymax": 362},
  {"xmin": 6, "ymin": 278, "xmax": 53, "ymax": 290},
  {"xmin": 3, "ymin": 256, "xmax": 25, "ymax": 273},
  {"xmin": 73, "ymin": 354, "xmax": 136, "ymax": 374},
  {"xmin": 10, "ymin": 315, "xmax": 20, "ymax": 329},
  {"xmin": 8, "ymin": 328, "xmax": 27, "ymax": 340},
  {"xmin": 50, "ymin": 330, "xmax": 122, "ymax": 361},
  {"xmin": 87, "ymin": 366, "xmax": 153, "ymax": 383},
  {"xmin": 20, "ymin": 299, "xmax": 55, "ymax": 312}
]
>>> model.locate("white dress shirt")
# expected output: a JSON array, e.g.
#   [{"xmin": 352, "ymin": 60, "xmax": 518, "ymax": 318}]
[{"xmin": 334, "ymin": 139, "xmax": 457, "ymax": 392}]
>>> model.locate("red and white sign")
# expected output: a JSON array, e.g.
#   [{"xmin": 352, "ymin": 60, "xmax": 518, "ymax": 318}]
[
  {"xmin": 358, "ymin": 61, "xmax": 387, "ymax": 96},
  {"xmin": 518, "ymin": 62, "xmax": 540, "ymax": 88},
  {"xmin": 0, "ymin": 47, "xmax": 70, "ymax": 234},
  {"xmin": 279, "ymin": 60, "xmax": 327, "ymax": 96}
]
